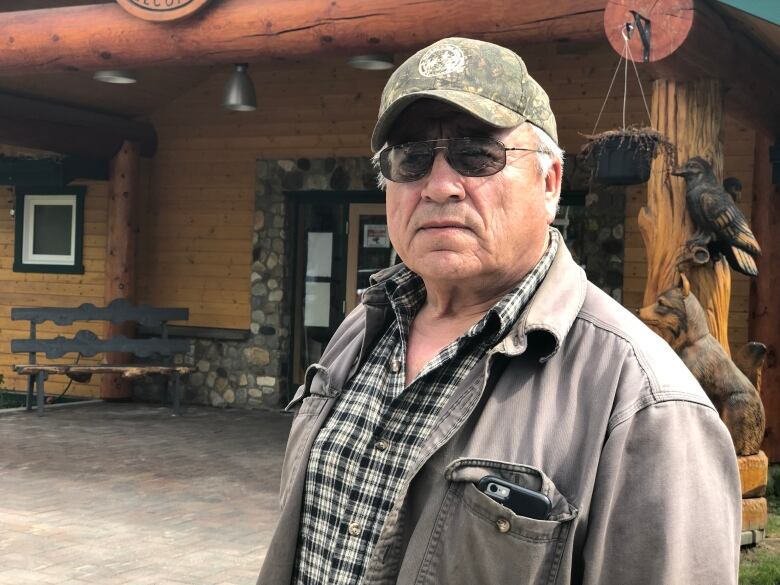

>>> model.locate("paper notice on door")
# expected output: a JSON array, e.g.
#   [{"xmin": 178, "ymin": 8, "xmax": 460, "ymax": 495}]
[
  {"xmin": 304, "ymin": 281, "xmax": 331, "ymax": 327},
  {"xmin": 363, "ymin": 224, "xmax": 389, "ymax": 248},
  {"xmin": 306, "ymin": 232, "xmax": 333, "ymax": 277}
]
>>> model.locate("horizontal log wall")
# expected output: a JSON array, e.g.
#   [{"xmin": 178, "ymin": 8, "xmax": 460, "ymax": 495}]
[{"xmin": 0, "ymin": 180, "xmax": 107, "ymax": 398}]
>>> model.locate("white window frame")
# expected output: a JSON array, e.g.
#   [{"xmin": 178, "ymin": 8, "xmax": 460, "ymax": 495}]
[{"xmin": 22, "ymin": 194, "xmax": 78, "ymax": 266}]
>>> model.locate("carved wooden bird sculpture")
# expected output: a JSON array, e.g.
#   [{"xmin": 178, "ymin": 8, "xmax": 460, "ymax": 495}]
[
  {"xmin": 723, "ymin": 177, "xmax": 742, "ymax": 202},
  {"xmin": 672, "ymin": 157, "xmax": 761, "ymax": 276}
]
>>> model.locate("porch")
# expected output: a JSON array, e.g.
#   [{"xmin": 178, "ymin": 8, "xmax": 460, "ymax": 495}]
[{"xmin": 0, "ymin": 402, "xmax": 291, "ymax": 585}]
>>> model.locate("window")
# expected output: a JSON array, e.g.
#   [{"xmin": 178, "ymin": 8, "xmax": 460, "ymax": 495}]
[{"xmin": 14, "ymin": 186, "xmax": 85, "ymax": 274}]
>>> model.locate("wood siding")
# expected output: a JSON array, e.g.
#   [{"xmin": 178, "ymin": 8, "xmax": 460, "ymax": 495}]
[
  {"xmin": 137, "ymin": 40, "xmax": 653, "ymax": 329},
  {"xmin": 0, "ymin": 40, "xmax": 755, "ymax": 396},
  {"xmin": 0, "ymin": 181, "xmax": 107, "ymax": 398}
]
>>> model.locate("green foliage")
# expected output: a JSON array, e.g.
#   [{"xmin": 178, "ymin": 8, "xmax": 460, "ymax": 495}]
[
  {"xmin": 767, "ymin": 496, "xmax": 780, "ymax": 538},
  {"xmin": 740, "ymin": 545, "xmax": 780, "ymax": 585},
  {"xmin": 767, "ymin": 464, "xmax": 780, "ymax": 498}
]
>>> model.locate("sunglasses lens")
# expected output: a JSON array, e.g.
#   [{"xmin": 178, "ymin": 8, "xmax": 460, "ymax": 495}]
[
  {"xmin": 448, "ymin": 138, "xmax": 506, "ymax": 177},
  {"xmin": 381, "ymin": 142, "xmax": 433, "ymax": 182},
  {"xmin": 379, "ymin": 138, "xmax": 507, "ymax": 183}
]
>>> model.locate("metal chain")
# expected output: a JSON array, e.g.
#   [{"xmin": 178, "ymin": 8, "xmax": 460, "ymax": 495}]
[
  {"xmin": 591, "ymin": 24, "xmax": 653, "ymax": 134},
  {"xmin": 625, "ymin": 37, "xmax": 653, "ymax": 125}
]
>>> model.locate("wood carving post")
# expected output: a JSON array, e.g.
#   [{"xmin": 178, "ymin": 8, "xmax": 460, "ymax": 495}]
[
  {"xmin": 750, "ymin": 131, "xmax": 779, "ymax": 460},
  {"xmin": 102, "ymin": 140, "xmax": 140, "ymax": 399},
  {"xmin": 639, "ymin": 79, "xmax": 731, "ymax": 352}
]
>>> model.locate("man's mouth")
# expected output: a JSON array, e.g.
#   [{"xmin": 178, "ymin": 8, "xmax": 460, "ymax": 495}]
[{"xmin": 419, "ymin": 221, "xmax": 468, "ymax": 231}]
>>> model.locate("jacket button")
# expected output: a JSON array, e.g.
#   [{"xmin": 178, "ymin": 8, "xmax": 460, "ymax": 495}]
[
  {"xmin": 389, "ymin": 359, "xmax": 401, "ymax": 373},
  {"xmin": 496, "ymin": 518, "xmax": 511, "ymax": 533},
  {"xmin": 348, "ymin": 522, "xmax": 361, "ymax": 536},
  {"xmin": 375, "ymin": 439, "xmax": 388, "ymax": 451}
]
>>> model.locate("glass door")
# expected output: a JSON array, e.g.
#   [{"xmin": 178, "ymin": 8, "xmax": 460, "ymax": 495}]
[
  {"xmin": 291, "ymin": 201, "xmax": 347, "ymax": 385},
  {"xmin": 345, "ymin": 203, "xmax": 399, "ymax": 315}
]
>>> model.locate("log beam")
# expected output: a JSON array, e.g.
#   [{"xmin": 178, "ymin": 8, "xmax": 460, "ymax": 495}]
[
  {"xmin": 604, "ymin": 0, "xmax": 780, "ymax": 135},
  {"xmin": 639, "ymin": 79, "xmax": 731, "ymax": 350},
  {"xmin": 0, "ymin": 0, "xmax": 605, "ymax": 74},
  {"xmin": 646, "ymin": 0, "xmax": 780, "ymax": 135},
  {"xmin": 0, "ymin": 93, "xmax": 156, "ymax": 158},
  {"xmin": 750, "ymin": 131, "xmax": 780, "ymax": 461},
  {"xmin": 101, "ymin": 140, "xmax": 140, "ymax": 400}
]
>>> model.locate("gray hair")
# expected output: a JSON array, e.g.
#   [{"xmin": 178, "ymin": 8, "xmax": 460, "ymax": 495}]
[
  {"xmin": 529, "ymin": 124, "xmax": 564, "ymax": 180},
  {"xmin": 371, "ymin": 122, "xmax": 564, "ymax": 191}
]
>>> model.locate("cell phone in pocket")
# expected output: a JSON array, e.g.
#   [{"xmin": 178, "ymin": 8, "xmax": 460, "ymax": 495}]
[{"xmin": 476, "ymin": 475, "xmax": 552, "ymax": 520}]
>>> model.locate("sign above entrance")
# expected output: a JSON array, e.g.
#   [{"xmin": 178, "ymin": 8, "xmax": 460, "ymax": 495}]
[{"xmin": 116, "ymin": 0, "xmax": 212, "ymax": 22}]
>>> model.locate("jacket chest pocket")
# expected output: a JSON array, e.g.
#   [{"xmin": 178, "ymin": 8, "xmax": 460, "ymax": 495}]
[{"xmin": 416, "ymin": 458, "xmax": 577, "ymax": 585}]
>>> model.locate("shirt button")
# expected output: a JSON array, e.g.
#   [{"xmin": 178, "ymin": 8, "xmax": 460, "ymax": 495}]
[
  {"xmin": 348, "ymin": 522, "xmax": 361, "ymax": 536},
  {"xmin": 389, "ymin": 359, "xmax": 401, "ymax": 373},
  {"xmin": 375, "ymin": 439, "xmax": 388, "ymax": 451},
  {"xmin": 496, "ymin": 518, "xmax": 511, "ymax": 533}
]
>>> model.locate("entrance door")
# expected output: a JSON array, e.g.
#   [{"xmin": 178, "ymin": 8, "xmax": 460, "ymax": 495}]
[
  {"xmin": 345, "ymin": 203, "xmax": 397, "ymax": 315},
  {"xmin": 290, "ymin": 197, "xmax": 394, "ymax": 388},
  {"xmin": 290, "ymin": 201, "xmax": 347, "ymax": 385}
]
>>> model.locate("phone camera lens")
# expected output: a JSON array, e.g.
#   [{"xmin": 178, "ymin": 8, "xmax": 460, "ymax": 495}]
[{"xmin": 489, "ymin": 484, "xmax": 497, "ymax": 493}]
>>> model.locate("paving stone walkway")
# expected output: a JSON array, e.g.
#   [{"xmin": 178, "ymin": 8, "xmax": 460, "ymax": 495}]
[{"xmin": 0, "ymin": 402, "xmax": 292, "ymax": 585}]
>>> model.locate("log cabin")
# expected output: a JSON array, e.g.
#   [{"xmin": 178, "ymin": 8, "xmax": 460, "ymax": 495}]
[{"xmin": 0, "ymin": 0, "xmax": 777, "ymax": 462}]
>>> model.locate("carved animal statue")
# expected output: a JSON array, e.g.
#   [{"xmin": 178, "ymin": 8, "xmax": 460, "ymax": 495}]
[
  {"xmin": 723, "ymin": 177, "xmax": 742, "ymax": 202},
  {"xmin": 672, "ymin": 157, "xmax": 761, "ymax": 277},
  {"xmin": 638, "ymin": 275, "xmax": 765, "ymax": 455}
]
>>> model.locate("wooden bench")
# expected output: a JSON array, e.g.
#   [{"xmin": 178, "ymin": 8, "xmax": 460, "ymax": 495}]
[{"xmin": 11, "ymin": 299, "xmax": 193, "ymax": 416}]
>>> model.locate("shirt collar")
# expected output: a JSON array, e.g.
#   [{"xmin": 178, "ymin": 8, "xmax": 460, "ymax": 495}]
[{"xmin": 365, "ymin": 228, "xmax": 560, "ymax": 347}]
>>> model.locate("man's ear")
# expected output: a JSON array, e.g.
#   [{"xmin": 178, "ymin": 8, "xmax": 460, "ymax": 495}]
[{"xmin": 544, "ymin": 158, "xmax": 563, "ymax": 223}]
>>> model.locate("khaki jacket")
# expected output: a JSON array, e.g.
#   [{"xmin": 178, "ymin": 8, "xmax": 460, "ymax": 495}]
[{"xmin": 257, "ymin": 243, "xmax": 741, "ymax": 585}]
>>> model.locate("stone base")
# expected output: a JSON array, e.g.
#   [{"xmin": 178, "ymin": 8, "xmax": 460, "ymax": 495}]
[{"xmin": 741, "ymin": 529, "xmax": 765, "ymax": 547}]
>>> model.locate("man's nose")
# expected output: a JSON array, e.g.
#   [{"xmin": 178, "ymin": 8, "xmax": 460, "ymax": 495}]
[{"xmin": 420, "ymin": 150, "xmax": 466, "ymax": 203}]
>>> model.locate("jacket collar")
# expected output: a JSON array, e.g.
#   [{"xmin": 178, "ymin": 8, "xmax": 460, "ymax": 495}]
[{"xmin": 363, "ymin": 237, "xmax": 587, "ymax": 363}]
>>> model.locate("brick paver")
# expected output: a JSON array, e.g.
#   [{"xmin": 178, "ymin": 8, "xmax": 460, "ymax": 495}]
[{"xmin": 0, "ymin": 402, "xmax": 292, "ymax": 585}]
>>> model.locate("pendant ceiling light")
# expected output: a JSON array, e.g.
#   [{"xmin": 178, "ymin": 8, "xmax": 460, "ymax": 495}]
[
  {"xmin": 222, "ymin": 63, "xmax": 257, "ymax": 112},
  {"xmin": 347, "ymin": 54, "xmax": 394, "ymax": 71},
  {"xmin": 93, "ymin": 70, "xmax": 137, "ymax": 84}
]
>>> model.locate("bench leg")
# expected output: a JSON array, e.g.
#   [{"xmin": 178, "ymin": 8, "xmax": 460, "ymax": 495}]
[
  {"xmin": 172, "ymin": 372, "xmax": 181, "ymax": 416},
  {"xmin": 36, "ymin": 371, "xmax": 45, "ymax": 417},
  {"xmin": 26, "ymin": 375, "xmax": 35, "ymax": 411}
]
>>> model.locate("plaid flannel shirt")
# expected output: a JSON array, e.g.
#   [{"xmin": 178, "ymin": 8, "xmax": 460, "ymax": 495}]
[{"xmin": 292, "ymin": 229, "xmax": 560, "ymax": 585}]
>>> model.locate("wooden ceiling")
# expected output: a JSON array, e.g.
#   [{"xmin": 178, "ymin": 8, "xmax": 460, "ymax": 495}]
[
  {"xmin": 0, "ymin": 0, "xmax": 214, "ymax": 119},
  {"xmin": 0, "ymin": 0, "xmax": 776, "ymax": 127},
  {"xmin": 0, "ymin": 66, "xmax": 217, "ymax": 119}
]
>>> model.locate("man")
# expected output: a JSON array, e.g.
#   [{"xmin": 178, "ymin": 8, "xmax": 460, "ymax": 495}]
[{"xmin": 258, "ymin": 37, "xmax": 741, "ymax": 585}]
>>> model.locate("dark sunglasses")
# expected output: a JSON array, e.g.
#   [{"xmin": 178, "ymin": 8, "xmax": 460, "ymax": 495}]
[{"xmin": 378, "ymin": 137, "xmax": 546, "ymax": 183}]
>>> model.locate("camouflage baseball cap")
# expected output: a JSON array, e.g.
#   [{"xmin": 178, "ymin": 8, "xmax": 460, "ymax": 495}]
[{"xmin": 371, "ymin": 37, "xmax": 557, "ymax": 152}]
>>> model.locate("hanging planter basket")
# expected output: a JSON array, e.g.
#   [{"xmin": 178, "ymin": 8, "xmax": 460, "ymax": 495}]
[
  {"xmin": 581, "ymin": 21, "xmax": 677, "ymax": 187},
  {"xmin": 581, "ymin": 126, "xmax": 676, "ymax": 186}
]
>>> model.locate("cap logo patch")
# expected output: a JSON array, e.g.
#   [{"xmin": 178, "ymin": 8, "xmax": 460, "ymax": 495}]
[{"xmin": 418, "ymin": 44, "xmax": 466, "ymax": 78}]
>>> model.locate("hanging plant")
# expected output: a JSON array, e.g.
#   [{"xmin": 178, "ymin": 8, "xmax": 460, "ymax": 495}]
[
  {"xmin": 581, "ymin": 126, "xmax": 676, "ymax": 186},
  {"xmin": 581, "ymin": 22, "xmax": 677, "ymax": 186}
]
